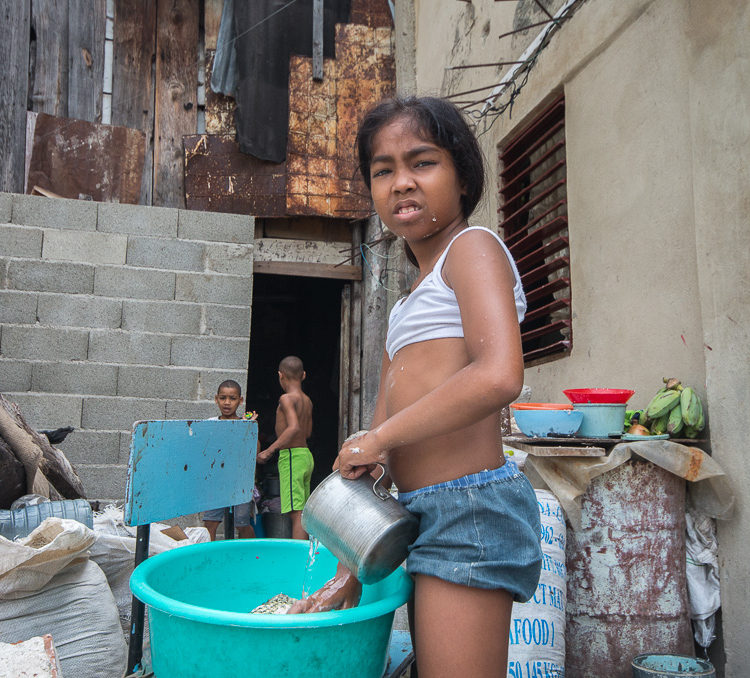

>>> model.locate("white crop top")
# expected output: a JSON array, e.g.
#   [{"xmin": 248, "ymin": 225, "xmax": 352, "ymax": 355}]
[{"xmin": 385, "ymin": 227, "xmax": 526, "ymax": 360}]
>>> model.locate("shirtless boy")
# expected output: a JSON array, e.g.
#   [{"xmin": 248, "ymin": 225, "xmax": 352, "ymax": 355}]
[{"xmin": 257, "ymin": 356, "xmax": 314, "ymax": 539}]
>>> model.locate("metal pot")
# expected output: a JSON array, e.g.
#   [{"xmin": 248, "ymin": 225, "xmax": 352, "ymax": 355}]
[{"xmin": 301, "ymin": 464, "xmax": 419, "ymax": 584}]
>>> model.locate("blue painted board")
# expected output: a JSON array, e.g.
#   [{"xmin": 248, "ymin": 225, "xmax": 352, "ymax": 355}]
[{"xmin": 124, "ymin": 419, "xmax": 258, "ymax": 526}]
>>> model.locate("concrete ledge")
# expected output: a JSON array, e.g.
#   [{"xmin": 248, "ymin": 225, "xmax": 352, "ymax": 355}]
[
  {"xmin": 88, "ymin": 329, "xmax": 171, "ymax": 365},
  {"xmin": 0, "ymin": 290, "xmax": 38, "ymax": 324},
  {"xmin": 0, "ymin": 224, "xmax": 43, "ymax": 258},
  {"xmin": 12, "ymin": 194, "xmax": 98, "ymax": 231},
  {"xmin": 97, "ymin": 202, "xmax": 178, "ymax": 237},
  {"xmin": 42, "ymin": 229, "xmax": 127, "ymax": 265},
  {"xmin": 203, "ymin": 242, "xmax": 254, "ymax": 276}
]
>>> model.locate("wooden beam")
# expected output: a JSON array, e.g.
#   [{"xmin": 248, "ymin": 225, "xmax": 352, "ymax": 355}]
[
  {"xmin": 0, "ymin": 1, "xmax": 30, "ymax": 192},
  {"xmin": 112, "ymin": 0, "xmax": 157, "ymax": 205},
  {"xmin": 253, "ymin": 261, "xmax": 362, "ymax": 281},
  {"xmin": 68, "ymin": 0, "xmax": 106, "ymax": 122},
  {"xmin": 154, "ymin": 0, "xmax": 199, "ymax": 207},
  {"xmin": 29, "ymin": 0, "xmax": 68, "ymax": 116}
]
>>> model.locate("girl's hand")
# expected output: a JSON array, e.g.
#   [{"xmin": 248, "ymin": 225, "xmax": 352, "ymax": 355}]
[
  {"xmin": 334, "ymin": 430, "xmax": 388, "ymax": 480},
  {"xmin": 287, "ymin": 568, "xmax": 362, "ymax": 613}
]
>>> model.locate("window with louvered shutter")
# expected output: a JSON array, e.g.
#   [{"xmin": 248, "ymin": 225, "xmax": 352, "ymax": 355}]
[{"xmin": 498, "ymin": 94, "xmax": 571, "ymax": 365}]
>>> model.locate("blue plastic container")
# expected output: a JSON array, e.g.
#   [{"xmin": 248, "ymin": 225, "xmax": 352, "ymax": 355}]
[
  {"xmin": 513, "ymin": 407, "xmax": 583, "ymax": 437},
  {"xmin": 573, "ymin": 402, "xmax": 626, "ymax": 437},
  {"xmin": 130, "ymin": 538, "xmax": 413, "ymax": 678},
  {"xmin": 631, "ymin": 653, "xmax": 716, "ymax": 677}
]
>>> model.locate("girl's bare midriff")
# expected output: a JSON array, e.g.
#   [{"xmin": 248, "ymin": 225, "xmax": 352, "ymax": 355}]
[{"xmin": 384, "ymin": 337, "xmax": 505, "ymax": 493}]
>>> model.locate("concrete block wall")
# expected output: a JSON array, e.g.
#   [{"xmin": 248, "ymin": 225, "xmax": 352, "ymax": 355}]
[{"xmin": 0, "ymin": 193, "xmax": 254, "ymax": 502}]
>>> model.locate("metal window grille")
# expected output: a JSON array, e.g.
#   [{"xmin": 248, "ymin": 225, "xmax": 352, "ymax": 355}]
[{"xmin": 498, "ymin": 94, "xmax": 571, "ymax": 364}]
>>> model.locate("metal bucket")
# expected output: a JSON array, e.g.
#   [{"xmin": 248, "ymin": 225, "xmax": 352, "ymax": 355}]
[
  {"xmin": 301, "ymin": 464, "xmax": 419, "ymax": 584},
  {"xmin": 632, "ymin": 654, "xmax": 716, "ymax": 677}
]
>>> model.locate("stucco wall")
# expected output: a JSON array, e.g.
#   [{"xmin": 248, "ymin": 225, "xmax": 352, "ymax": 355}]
[{"xmin": 407, "ymin": 0, "xmax": 750, "ymax": 674}]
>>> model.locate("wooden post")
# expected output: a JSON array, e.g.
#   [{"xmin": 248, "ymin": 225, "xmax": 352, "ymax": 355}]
[
  {"xmin": 154, "ymin": 0, "xmax": 198, "ymax": 207},
  {"xmin": 0, "ymin": 1, "xmax": 30, "ymax": 193},
  {"xmin": 112, "ymin": 0, "xmax": 157, "ymax": 205},
  {"xmin": 312, "ymin": 0, "xmax": 324, "ymax": 81}
]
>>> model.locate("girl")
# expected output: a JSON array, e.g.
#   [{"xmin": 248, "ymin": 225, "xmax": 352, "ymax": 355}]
[{"xmin": 291, "ymin": 96, "xmax": 542, "ymax": 677}]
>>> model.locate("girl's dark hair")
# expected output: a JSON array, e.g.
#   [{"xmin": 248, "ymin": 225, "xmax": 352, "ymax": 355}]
[{"xmin": 356, "ymin": 96, "xmax": 485, "ymax": 219}]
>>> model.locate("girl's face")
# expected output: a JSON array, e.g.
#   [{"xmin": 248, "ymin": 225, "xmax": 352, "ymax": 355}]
[{"xmin": 368, "ymin": 116, "xmax": 466, "ymax": 243}]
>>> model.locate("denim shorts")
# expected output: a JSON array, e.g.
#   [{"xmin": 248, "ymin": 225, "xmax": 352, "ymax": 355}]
[
  {"xmin": 397, "ymin": 460, "xmax": 542, "ymax": 602},
  {"xmin": 201, "ymin": 502, "xmax": 254, "ymax": 526}
]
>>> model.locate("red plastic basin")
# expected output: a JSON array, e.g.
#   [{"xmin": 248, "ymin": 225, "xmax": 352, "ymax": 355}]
[{"xmin": 563, "ymin": 388, "xmax": 635, "ymax": 404}]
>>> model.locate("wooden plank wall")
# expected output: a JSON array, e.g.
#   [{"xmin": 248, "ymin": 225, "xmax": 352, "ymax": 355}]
[
  {"xmin": 0, "ymin": 2, "xmax": 30, "ymax": 193},
  {"xmin": 68, "ymin": 0, "xmax": 106, "ymax": 122},
  {"xmin": 154, "ymin": 0, "xmax": 198, "ymax": 208},
  {"xmin": 111, "ymin": 0, "xmax": 157, "ymax": 205}
]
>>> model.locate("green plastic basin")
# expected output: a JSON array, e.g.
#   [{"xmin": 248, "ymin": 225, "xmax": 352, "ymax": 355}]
[{"xmin": 130, "ymin": 538, "xmax": 413, "ymax": 678}]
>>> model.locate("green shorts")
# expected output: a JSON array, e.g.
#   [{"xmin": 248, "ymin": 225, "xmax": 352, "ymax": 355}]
[{"xmin": 278, "ymin": 447, "xmax": 314, "ymax": 513}]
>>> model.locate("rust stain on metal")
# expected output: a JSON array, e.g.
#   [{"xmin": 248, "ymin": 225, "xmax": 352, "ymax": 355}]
[
  {"xmin": 685, "ymin": 446, "xmax": 704, "ymax": 481},
  {"xmin": 565, "ymin": 460, "xmax": 693, "ymax": 678}
]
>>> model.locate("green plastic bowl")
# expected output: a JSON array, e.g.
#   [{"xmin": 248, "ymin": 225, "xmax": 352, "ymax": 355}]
[{"xmin": 130, "ymin": 538, "xmax": 413, "ymax": 678}]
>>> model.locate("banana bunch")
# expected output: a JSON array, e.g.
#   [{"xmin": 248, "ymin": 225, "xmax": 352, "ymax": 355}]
[{"xmin": 642, "ymin": 377, "xmax": 705, "ymax": 438}]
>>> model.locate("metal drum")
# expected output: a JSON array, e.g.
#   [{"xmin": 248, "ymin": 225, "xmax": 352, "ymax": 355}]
[{"xmin": 301, "ymin": 464, "xmax": 419, "ymax": 584}]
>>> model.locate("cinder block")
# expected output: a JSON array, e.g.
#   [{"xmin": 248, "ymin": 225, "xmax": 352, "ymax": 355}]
[
  {"xmin": 0, "ymin": 359, "xmax": 32, "ymax": 391},
  {"xmin": 12, "ymin": 194, "xmax": 98, "ymax": 231},
  {"xmin": 0, "ymin": 192, "xmax": 12, "ymax": 222},
  {"xmin": 165, "ymin": 399, "xmax": 217, "ymax": 421},
  {"xmin": 94, "ymin": 264, "xmax": 175, "ymax": 300},
  {"xmin": 118, "ymin": 365, "xmax": 201, "ymax": 399},
  {"xmin": 97, "ymin": 202, "xmax": 178, "ymax": 237},
  {"xmin": 178, "ymin": 209, "xmax": 253, "ymax": 244},
  {"xmin": 42, "ymin": 229, "xmax": 127, "ymax": 265},
  {"xmin": 88, "ymin": 329, "xmax": 171, "ymax": 365},
  {"xmin": 1, "ymin": 326, "xmax": 89, "ymax": 360},
  {"xmin": 57, "ymin": 429, "xmax": 121, "ymax": 464},
  {"xmin": 37, "ymin": 293, "xmax": 122, "ymax": 328},
  {"xmin": 202, "ymin": 303, "xmax": 251, "ymax": 338},
  {"xmin": 0, "ymin": 224, "xmax": 43, "ymax": 258},
  {"xmin": 77, "ymin": 463, "xmax": 128, "ymax": 501},
  {"xmin": 119, "ymin": 431, "xmax": 133, "ymax": 464},
  {"xmin": 7, "ymin": 259, "xmax": 94, "ymax": 294},
  {"xmin": 32, "ymin": 361, "xmax": 118, "ymax": 395},
  {"xmin": 203, "ymin": 242, "xmax": 254, "ymax": 276},
  {"xmin": 0, "ymin": 290, "xmax": 38, "ymax": 323},
  {"xmin": 171, "ymin": 335, "xmax": 249, "ymax": 369},
  {"xmin": 82, "ymin": 395, "xmax": 167, "ymax": 431},
  {"xmin": 2, "ymin": 393, "xmax": 83, "ymax": 429},
  {"xmin": 122, "ymin": 299, "xmax": 202, "ymax": 334},
  {"xmin": 199, "ymin": 369, "xmax": 248, "ymax": 399},
  {"xmin": 126, "ymin": 235, "xmax": 205, "ymax": 271},
  {"xmin": 175, "ymin": 272, "xmax": 251, "ymax": 304}
]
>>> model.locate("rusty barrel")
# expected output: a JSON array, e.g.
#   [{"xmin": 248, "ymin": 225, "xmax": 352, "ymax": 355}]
[{"xmin": 566, "ymin": 460, "xmax": 693, "ymax": 678}]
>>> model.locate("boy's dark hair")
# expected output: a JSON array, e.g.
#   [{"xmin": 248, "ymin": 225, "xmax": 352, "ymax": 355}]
[
  {"xmin": 217, "ymin": 379, "xmax": 242, "ymax": 394},
  {"xmin": 356, "ymin": 96, "xmax": 485, "ymax": 220},
  {"xmin": 279, "ymin": 356, "xmax": 304, "ymax": 380}
]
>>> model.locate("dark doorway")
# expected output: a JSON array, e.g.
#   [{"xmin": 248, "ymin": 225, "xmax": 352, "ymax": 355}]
[{"xmin": 247, "ymin": 273, "xmax": 345, "ymax": 490}]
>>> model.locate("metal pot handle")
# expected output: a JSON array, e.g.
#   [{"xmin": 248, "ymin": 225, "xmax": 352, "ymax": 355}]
[{"xmin": 372, "ymin": 463, "xmax": 391, "ymax": 500}]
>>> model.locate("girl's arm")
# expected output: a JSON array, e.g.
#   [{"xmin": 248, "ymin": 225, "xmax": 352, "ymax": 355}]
[{"xmin": 338, "ymin": 229, "xmax": 524, "ymax": 476}]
